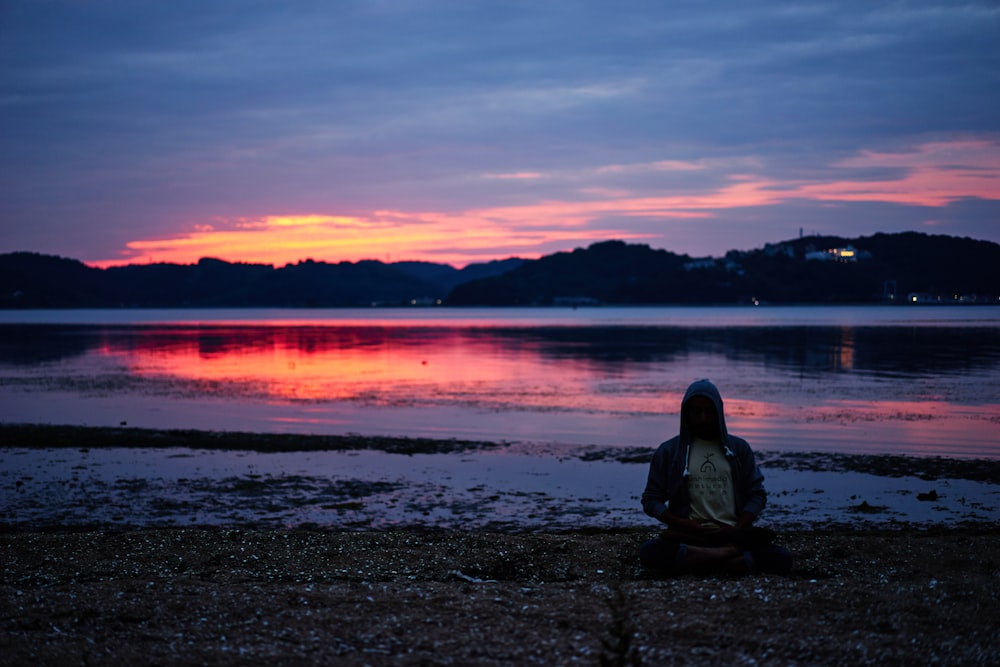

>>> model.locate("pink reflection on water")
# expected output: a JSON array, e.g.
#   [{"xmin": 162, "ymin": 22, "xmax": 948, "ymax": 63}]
[
  {"xmin": 95, "ymin": 327, "xmax": 673, "ymax": 413},
  {"xmin": 36, "ymin": 323, "xmax": 996, "ymax": 459},
  {"xmin": 808, "ymin": 399, "xmax": 999, "ymax": 457},
  {"xmin": 98, "ymin": 327, "xmax": 526, "ymax": 401},
  {"xmin": 725, "ymin": 397, "xmax": 1000, "ymax": 458}
]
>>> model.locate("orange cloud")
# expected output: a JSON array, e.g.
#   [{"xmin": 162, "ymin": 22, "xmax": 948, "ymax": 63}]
[
  {"xmin": 90, "ymin": 139, "xmax": 999, "ymax": 268},
  {"xmin": 94, "ymin": 209, "xmax": 640, "ymax": 268}
]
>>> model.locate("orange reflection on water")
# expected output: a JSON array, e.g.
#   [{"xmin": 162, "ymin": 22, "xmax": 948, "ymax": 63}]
[
  {"xmin": 89, "ymin": 326, "xmax": 1000, "ymax": 459},
  {"xmin": 95, "ymin": 327, "xmax": 671, "ymax": 412},
  {"xmin": 837, "ymin": 326, "xmax": 854, "ymax": 371},
  {"xmin": 99, "ymin": 328, "xmax": 525, "ymax": 401}
]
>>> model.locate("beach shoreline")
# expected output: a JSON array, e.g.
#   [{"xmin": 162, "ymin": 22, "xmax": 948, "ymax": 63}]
[
  {"xmin": 4, "ymin": 422, "xmax": 1000, "ymax": 535},
  {"xmin": 4, "ymin": 422, "xmax": 999, "ymax": 478}
]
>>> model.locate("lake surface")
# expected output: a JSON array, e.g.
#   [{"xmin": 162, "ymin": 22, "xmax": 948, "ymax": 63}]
[
  {"xmin": 2, "ymin": 305, "xmax": 999, "ymax": 459},
  {"xmin": 3, "ymin": 305, "xmax": 999, "ymax": 530}
]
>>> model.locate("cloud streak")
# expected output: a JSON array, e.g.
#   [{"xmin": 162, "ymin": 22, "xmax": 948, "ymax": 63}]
[{"xmin": 92, "ymin": 138, "xmax": 999, "ymax": 268}]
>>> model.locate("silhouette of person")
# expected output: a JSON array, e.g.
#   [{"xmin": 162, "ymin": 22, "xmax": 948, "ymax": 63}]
[{"xmin": 639, "ymin": 379, "xmax": 792, "ymax": 575}]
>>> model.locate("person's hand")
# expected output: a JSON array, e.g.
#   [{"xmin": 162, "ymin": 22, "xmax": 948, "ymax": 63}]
[
  {"xmin": 698, "ymin": 522, "xmax": 742, "ymax": 543},
  {"xmin": 659, "ymin": 511, "xmax": 705, "ymax": 534},
  {"xmin": 709, "ymin": 523, "xmax": 739, "ymax": 535}
]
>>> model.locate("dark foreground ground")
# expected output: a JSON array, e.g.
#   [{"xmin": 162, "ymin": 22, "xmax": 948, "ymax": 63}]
[{"xmin": 3, "ymin": 527, "xmax": 999, "ymax": 666}]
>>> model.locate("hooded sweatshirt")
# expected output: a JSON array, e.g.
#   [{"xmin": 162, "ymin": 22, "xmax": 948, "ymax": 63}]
[{"xmin": 641, "ymin": 379, "xmax": 766, "ymax": 523}]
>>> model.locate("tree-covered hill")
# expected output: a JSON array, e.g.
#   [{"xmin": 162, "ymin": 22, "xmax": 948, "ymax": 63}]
[
  {"xmin": 446, "ymin": 233, "xmax": 1000, "ymax": 305},
  {"xmin": 0, "ymin": 254, "xmax": 522, "ymax": 308},
  {"xmin": 1, "ymin": 232, "xmax": 997, "ymax": 308}
]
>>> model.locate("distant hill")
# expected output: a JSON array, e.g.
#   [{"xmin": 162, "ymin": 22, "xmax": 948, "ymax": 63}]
[
  {"xmin": 0, "ymin": 254, "xmax": 523, "ymax": 308},
  {"xmin": 446, "ymin": 233, "xmax": 1000, "ymax": 305},
  {"xmin": 1, "ymin": 232, "xmax": 997, "ymax": 308}
]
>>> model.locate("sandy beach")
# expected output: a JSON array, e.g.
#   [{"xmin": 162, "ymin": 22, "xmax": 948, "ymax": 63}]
[
  {"xmin": 2, "ymin": 424, "xmax": 1000, "ymax": 665},
  {"xmin": 3, "ymin": 526, "xmax": 999, "ymax": 666}
]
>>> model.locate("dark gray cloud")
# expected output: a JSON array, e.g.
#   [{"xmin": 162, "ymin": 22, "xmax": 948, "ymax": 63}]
[{"xmin": 1, "ymin": 1, "xmax": 997, "ymax": 263}]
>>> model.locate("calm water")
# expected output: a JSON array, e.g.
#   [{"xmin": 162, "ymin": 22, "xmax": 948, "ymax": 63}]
[
  {"xmin": 2, "ymin": 305, "xmax": 999, "ymax": 459},
  {"xmin": 3, "ymin": 305, "xmax": 999, "ymax": 529}
]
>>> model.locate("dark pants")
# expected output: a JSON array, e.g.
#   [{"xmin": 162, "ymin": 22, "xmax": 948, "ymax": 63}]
[{"xmin": 639, "ymin": 527, "xmax": 793, "ymax": 575}]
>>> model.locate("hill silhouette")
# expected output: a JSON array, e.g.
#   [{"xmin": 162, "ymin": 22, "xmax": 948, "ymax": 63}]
[
  {"xmin": 448, "ymin": 233, "xmax": 999, "ymax": 305},
  {"xmin": 0, "ymin": 254, "xmax": 522, "ymax": 308},
  {"xmin": 1, "ymin": 232, "xmax": 997, "ymax": 308}
]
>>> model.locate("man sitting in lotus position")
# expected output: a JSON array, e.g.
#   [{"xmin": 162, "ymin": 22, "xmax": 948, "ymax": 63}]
[{"xmin": 640, "ymin": 379, "xmax": 792, "ymax": 575}]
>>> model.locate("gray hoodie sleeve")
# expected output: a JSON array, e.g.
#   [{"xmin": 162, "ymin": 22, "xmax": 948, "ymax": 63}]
[
  {"xmin": 733, "ymin": 438, "xmax": 767, "ymax": 518},
  {"xmin": 641, "ymin": 444, "xmax": 671, "ymax": 520}
]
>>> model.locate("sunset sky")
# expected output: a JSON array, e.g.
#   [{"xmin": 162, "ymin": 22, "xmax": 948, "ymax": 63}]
[{"xmin": 2, "ymin": 1, "xmax": 998, "ymax": 268}]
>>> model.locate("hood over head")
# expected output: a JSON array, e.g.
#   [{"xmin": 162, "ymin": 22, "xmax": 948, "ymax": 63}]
[
  {"xmin": 679, "ymin": 379, "xmax": 732, "ymax": 477},
  {"xmin": 680, "ymin": 378, "xmax": 729, "ymax": 443}
]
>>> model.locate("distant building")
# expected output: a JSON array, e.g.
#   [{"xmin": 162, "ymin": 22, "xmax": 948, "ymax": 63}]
[
  {"xmin": 908, "ymin": 293, "xmax": 939, "ymax": 304},
  {"xmin": 369, "ymin": 297, "xmax": 443, "ymax": 307},
  {"xmin": 805, "ymin": 245, "xmax": 869, "ymax": 262},
  {"xmin": 908, "ymin": 292, "xmax": 984, "ymax": 304},
  {"xmin": 683, "ymin": 258, "xmax": 716, "ymax": 271}
]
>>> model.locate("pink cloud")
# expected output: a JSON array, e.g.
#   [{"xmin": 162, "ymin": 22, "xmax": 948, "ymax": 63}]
[
  {"xmin": 484, "ymin": 172, "xmax": 545, "ymax": 180},
  {"xmin": 799, "ymin": 139, "xmax": 1000, "ymax": 206},
  {"xmin": 90, "ymin": 140, "xmax": 999, "ymax": 268}
]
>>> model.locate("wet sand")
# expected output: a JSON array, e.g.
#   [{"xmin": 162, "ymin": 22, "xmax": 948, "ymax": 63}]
[
  {"xmin": 3, "ymin": 423, "xmax": 999, "ymax": 532},
  {"xmin": 4, "ymin": 422, "xmax": 999, "ymax": 478}
]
